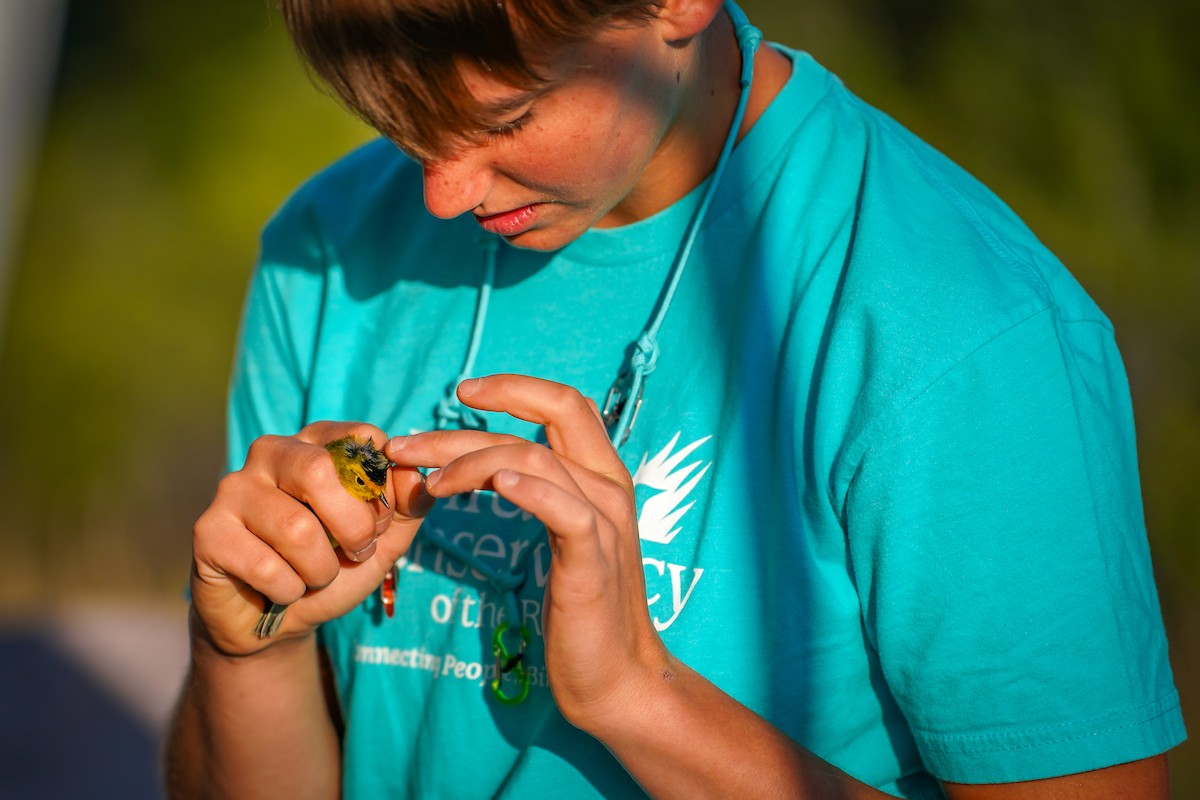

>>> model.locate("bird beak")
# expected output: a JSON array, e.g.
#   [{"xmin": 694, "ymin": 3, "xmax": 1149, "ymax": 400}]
[{"xmin": 379, "ymin": 493, "xmax": 390, "ymax": 509}]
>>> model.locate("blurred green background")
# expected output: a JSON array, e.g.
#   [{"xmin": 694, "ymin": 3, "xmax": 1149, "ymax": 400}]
[{"xmin": 0, "ymin": 0, "xmax": 1194, "ymax": 791}]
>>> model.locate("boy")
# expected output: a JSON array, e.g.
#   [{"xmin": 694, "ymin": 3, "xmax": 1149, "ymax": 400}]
[{"xmin": 166, "ymin": 1, "xmax": 1185, "ymax": 796}]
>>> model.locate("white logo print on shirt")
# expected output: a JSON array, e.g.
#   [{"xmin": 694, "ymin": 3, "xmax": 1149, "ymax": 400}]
[
  {"xmin": 634, "ymin": 433, "xmax": 711, "ymax": 631},
  {"xmin": 633, "ymin": 433, "xmax": 713, "ymax": 545}
]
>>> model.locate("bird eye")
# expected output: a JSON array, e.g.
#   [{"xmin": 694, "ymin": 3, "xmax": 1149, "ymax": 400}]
[{"xmin": 356, "ymin": 476, "xmax": 365, "ymax": 485}]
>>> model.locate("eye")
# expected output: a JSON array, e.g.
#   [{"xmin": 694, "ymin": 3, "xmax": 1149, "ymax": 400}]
[
  {"xmin": 484, "ymin": 109, "xmax": 534, "ymax": 138},
  {"xmin": 356, "ymin": 476, "xmax": 366, "ymax": 485}
]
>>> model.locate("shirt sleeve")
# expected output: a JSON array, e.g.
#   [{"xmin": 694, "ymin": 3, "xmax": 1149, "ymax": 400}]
[{"xmin": 844, "ymin": 307, "xmax": 1186, "ymax": 783}]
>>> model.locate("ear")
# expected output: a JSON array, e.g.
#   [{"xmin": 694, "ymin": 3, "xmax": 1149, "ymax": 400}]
[{"xmin": 654, "ymin": 0, "xmax": 727, "ymax": 45}]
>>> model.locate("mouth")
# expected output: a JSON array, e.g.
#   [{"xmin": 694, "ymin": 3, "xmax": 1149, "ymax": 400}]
[{"xmin": 473, "ymin": 203, "xmax": 539, "ymax": 237}]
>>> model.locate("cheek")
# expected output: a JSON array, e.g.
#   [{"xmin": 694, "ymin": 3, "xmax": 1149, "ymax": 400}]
[
  {"xmin": 503, "ymin": 82, "xmax": 666, "ymax": 199},
  {"xmin": 565, "ymin": 108, "xmax": 657, "ymax": 188},
  {"xmin": 519, "ymin": 125, "xmax": 638, "ymax": 194}
]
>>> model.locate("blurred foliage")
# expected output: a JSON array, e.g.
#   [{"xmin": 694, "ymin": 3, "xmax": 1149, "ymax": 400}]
[
  {"xmin": 0, "ymin": 0, "xmax": 1195, "ymax": 786},
  {"xmin": 0, "ymin": 0, "xmax": 373, "ymax": 600}
]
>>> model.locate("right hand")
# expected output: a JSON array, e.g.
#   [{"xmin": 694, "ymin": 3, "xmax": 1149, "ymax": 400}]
[{"xmin": 190, "ymin": 420, "xmax": 432, "ymax": 656}]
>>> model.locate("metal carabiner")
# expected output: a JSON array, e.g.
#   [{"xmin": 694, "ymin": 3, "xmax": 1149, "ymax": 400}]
[{"xmin": 602, "ymin": 368, "xmax": 645, "ymax": 446}]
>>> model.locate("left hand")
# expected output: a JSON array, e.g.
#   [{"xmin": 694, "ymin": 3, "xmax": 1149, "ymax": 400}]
[{"xmin": 386, "ymin": 373, "xmax": 670, "ymax": 729}]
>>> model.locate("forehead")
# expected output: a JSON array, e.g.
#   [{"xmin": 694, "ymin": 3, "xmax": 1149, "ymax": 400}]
[
  {"xmin": 457, "ymin": 20, "xmax": 645, "ymax": 118},
  {"xmin": 281, "ymin": 0, "xmax": 660, "ymax": 161}
]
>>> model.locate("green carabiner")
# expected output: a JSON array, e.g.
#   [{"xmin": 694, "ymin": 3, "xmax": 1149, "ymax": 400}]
[{"xmin": 491, "ymin": 621, "xmax": 532, "ymax": 705}]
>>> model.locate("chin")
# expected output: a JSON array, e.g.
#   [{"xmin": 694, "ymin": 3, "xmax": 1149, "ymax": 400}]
[{"xmin": 501, "ymin": 225, "xmax": 584, "ymax": 252}]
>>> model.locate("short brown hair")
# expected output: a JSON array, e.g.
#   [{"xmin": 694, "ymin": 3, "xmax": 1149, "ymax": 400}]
[{"xmin": 279, "ymin": 0, "xmax": 661, "ymax": 161}]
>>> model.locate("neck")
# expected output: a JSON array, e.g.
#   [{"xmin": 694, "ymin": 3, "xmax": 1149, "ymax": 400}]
[{"xmin": 602, "ymin": 8, "xmax": 789, "ymax": 227}]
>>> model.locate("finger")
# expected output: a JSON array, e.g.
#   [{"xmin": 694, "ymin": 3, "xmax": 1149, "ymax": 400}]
[
  {"xmin": 389, "ymin": 463, "xmax": 436, "ymax": 522},
  {"xmin": 248, "ymin": 433, "xmax": 382, "ymax": 560},
  {"xmin": 294, "ymin": 420, "xmax": 387, "ymax": 451},
  {"xmin": 385, "ymin": 429, "xmax": 527, "ymax": 469},
  {"xmin": 457, "ymin": 375, "xmax": 628, "ymax": 484},
  {"xmin": 238, "ymin": 487, "xmax": 345, "ymax": 588},
  {"xmin": 422, "ymin": 441, "xmax": 583, "ymax": 500},
  {"xmin": 193, "ymin": 505, "xmax": 310, "ymax": 608},
  {"xmin": 491, "ymin": 470, "xmax": 605, "ymax": 573},
  {"xmin": 389, "ymin": 430, "xmax": 614, "ymax": 504}
]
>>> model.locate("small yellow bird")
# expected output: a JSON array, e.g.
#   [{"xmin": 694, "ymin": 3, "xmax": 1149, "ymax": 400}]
[
  {"xmin": 325, "ymin": 435, "xmax": 392, "ymax": 507},
  {"xmin": 254, "ymin": 435, "xmax": 391, "ymax": 638}
]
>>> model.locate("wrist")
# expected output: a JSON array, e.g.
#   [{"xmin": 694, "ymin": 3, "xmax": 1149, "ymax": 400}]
[
  {"xmin": 561, "ymin": 641, "xmax": 683, "ymax": 746},
  {"xmin": 173, "ymin": 608, "xmax": 341, "ymax": 800},
  {"xmin": 189, "ymin": 604, "xmax": 318, "ymax": 665}
]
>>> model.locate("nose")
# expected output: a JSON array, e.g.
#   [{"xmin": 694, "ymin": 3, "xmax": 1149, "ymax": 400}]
[{"xmin": 422, "ymin": 151, "xmax": 494, "ymax": 219}]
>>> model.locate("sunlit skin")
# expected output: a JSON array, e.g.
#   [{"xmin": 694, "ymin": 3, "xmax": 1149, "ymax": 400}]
[
  {"xmin": 252, "ymin": 435, "xmax": 394, "ymax": 639},
  {"xmin": 421, "ymin": 9, "xmax": 790, "ymax": 251}
]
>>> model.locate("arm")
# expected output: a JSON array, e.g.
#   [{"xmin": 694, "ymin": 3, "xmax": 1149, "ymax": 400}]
[
  {"xmin": 573, "ymin": 648, "xmax": 888, "ymax": 799},
  {"xmin": 164, "ymin": 421, "xmax": 431, "ymax": 799},
  {"xmin": 577, "ymin": 659, "xmax": 1172, "ymax": 800},
  {"xmin": 164, "ymin": 620, "xmax": 340, "ymax": 799},
  {"xmin": 390, "ymin": 375, "xmax": 1177, "ymax": 799},
  {"xmin": 943, "ymin": 755, "xmax": 1171, "ymax": 799}
]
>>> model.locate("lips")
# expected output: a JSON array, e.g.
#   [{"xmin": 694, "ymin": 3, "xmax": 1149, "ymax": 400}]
[{"xmin": 474, "ymin": 203, "xmax": 539, "ymax": 237}]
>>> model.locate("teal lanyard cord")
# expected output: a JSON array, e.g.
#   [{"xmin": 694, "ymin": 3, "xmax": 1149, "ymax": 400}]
[
  {"xmin": 603, "ymin": 2, "xmax": 761, "ymax": 446},
  {"xmin": 420, "ymin": 1, "xmax": 763, "ymax": 704},
  {"xmin": 433, "ymin": 235, "xmax": 497, "ymax": 432}
]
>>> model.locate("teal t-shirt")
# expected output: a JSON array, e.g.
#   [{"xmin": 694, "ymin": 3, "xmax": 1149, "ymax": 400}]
[{"xmin": 227, "ymin": 47, "xmax": 1185, "ymax": 797}]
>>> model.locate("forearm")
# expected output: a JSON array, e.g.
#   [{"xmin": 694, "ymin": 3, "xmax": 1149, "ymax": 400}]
[
  {"xmin": 584, "ymin": 656, "xmax": 889, "ymax": 800},
  {"xmin": 164, "ymin": 609, "xmax": 341, "ymax": 800}
]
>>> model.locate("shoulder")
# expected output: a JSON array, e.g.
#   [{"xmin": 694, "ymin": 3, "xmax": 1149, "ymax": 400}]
[
  {"xmin": 748, "ymin": 51, "xmax": 1093, "ymax": 331},
  {"xmin": 754, "ymin": 53, "xmax": 1124, "ymax": 467},
  {"xmin": 266, "ymin": 138, "xmax": 422, "ymax": 238},
  {"xmin": 789, "ymin": 54, "xmax": 1107, "ymax": 357},
  {"xmin": 295, "ymin": 138, "xmax": 416, "ymax": 200}
]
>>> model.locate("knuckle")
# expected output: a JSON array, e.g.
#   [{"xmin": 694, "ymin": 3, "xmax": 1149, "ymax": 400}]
[
  {"xmin": 192, "ymin": 511, "xmax": 221, "ymax": 550},
  {"xmin": 248, "ymin": 553, "xmax": 303, "ymax": 603},
  {"xmin": 246, "ymin": 552, "xmax": 279, "ymax": 585},
  {"xmin": 296, "ymin": 446, "xmax": 335, "ymax": 485},
  {"xmin": 277, "ymin": 506, "xmax": 321, "ymax": 548},
  {"xmin": 568, "ymin": 502, "xmax": 600, "ymax": 533},
  {"xmin": 548, "ymin": 382, "xmax": 589, "ymax": 414},
  {"xmin": 211, "ymin": 469, "xmax": 247, "ymax": 502},
  {"xmin": 193, "ymin": 503, "xmax": 218, "ymax": 533},
  {"xmin": 192, "ymin": 509, "xmax": 240, "ymax": 558},
  {"xmin": 245, "ymin": 433, "xmax": 285, "ymax": 464},
  {"xmin": 583, "ymin": 396, "xmax": 603, "ymax": 420},
  {"xmin": 518, "ymin": 444, "xmax": 558, "ymax": 474},
  {"xmin": 597, "ymin": 475, "xmax": 633, "ymax": 508}
]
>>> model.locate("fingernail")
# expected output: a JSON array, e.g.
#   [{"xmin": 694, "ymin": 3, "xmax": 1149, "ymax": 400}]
[
  {"xmin": 386, "ymin": 436, "xmax": 407, "ymax": 457},
  {"xmin": 375, "ymin": 516, "xmax": 391, "ymax": 536},
  {"xmin": 458, "ymin": 378, "xmax": 480, "ymax": 397},
  {"xmin": 349, "ymin": 539, "xmax": 377, "ymax": 561},
  {"xmin": 425, "ymin": 469, "xmax": 441, "ymax": 488}
]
